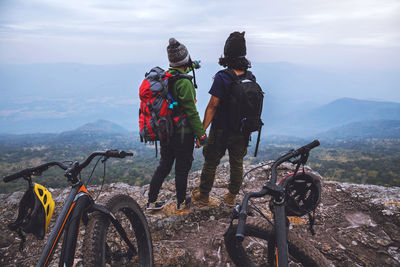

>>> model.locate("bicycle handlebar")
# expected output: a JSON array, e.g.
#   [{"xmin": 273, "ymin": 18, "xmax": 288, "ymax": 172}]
[
  {"xmin": 293, "ymin": 139, "xmax": 320, "ymax": 157},
  {"xmin": 77, "ymin": 150, "xmax": 133, "ymax": 172},
  {"xmin": 3, "ymin": 161, "xmax": 69, "ymax": 183},
  {"xmin": 235, "ymin": 140, "xmax": 320, "ymax": 241},
  {"xmin": 3, "ymin": 150, "xmax": 133, "ymax": 183},
  {"xmin": 270, "ymin": 139, "xmax": 320, "ymax": 184},
  {"xmin": 278, "ymin": 139, "xmax": 319, "ymax": 164}
]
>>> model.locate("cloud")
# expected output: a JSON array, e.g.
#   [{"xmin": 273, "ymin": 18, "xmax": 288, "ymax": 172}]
[
  {"xmin": 0, "ymin": 108, "xmax": 71, "ymax": 119},
  {"xmin": 86, "ymin": 97, "xmax": 116, "ymax": 104},
  {"xmin": 117, "ymin": 98, "xmax": 139, "ymax": 105},
  {"xmin": 0, "ymin": 109, "xmax": 24, "ymax": 117},
  {"xmin": 0, "ymin": 0, "xmax": 399, "ymax": 66}
]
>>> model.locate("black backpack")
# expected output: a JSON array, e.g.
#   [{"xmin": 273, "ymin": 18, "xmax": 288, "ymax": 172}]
[{"xmin": 221, "ymin": 69, "xmax": 264, "ymax": 156}]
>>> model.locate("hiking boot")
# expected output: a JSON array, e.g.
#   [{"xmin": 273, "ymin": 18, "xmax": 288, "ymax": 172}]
[
  {"xmin": 146, "ymin": 201, "xmax": 164, "ymax": 211},
  {"xmin": 192, "ymin": 188, "xmax": 209, "ymax": 205},
  {"xmin": 176, "ymin": 196, "xmax": 191, "ymax": 211},
  {"xmin": 223, "ymin": 192, "xmax": 237, "ymax": 207}
]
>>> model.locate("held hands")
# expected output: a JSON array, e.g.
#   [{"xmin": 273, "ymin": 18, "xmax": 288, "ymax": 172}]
[{"xmin": 195, "ymin": 133, "xmax": 208, "ymax": 148}]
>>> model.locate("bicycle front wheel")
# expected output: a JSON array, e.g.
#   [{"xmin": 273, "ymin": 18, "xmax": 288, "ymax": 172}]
[
  {"xmin": 224, "ymin": 220, "xmax": 331, "ymax": 267},
  {"xmin": 83, "ymin": 194, "xmax": 153, "ymax": 267}
]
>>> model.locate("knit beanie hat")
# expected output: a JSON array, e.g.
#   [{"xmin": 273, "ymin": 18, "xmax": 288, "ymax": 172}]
[
  {"xmin": 223, "ymin": 31, "xmax": 246, "ymax": 59},
  {"xmin": 167, "ymin": 38, "xmax": 190, "ymax": 67}
]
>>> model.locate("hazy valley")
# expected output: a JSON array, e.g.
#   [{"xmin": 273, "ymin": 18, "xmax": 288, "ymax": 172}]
[
  {"xmin": 1, "ymin": 62, "xmax": 399, "ymax": 193},
  {"xmin": 1, "ymin": 118, "xmax": 399, "ymax": 194}
]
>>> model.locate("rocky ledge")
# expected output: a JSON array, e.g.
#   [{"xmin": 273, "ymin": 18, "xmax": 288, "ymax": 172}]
[{"xmin": 1, "ymin": 162, "xmax": 399, "ymax": 266}]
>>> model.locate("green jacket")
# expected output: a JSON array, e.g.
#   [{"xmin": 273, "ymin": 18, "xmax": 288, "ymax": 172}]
[{"xmin": 168, "ymin": 67, "xmax": 205, "ymax": 138}]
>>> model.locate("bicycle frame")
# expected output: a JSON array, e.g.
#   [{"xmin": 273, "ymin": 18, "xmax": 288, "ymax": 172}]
[
  {"xmin": 37, "ymin": 182, "xmax": 89, "ymax": 267},
  {"xmin": 36, "ymin": 180, "xmax": 136, "ymax": 267}
]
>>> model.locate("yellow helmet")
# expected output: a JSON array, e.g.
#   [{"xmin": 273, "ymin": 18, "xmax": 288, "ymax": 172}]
[
  {"xmin": 33, "ymin": 183, "xmax": 55, "ymax": 234},
  {"xmin": 9, "ymin": 183, "xmax": 55, "ymax": 240}
]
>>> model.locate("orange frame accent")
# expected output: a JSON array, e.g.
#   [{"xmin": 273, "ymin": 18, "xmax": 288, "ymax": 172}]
[
  {"xmin": 78, "ymin": 184, "xmax": 89, "ymax": 195},
  {"xmin": 43, "ymin": 202, "xmax": 76, "ymax": 266}
]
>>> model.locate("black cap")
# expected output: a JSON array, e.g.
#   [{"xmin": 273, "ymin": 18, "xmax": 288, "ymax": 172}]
[{"xmin": 224, "ymin": 31, "xmax": 246, "ymax": 59}]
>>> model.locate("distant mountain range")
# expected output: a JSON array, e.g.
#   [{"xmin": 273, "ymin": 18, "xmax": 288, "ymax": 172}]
[
  {"xmin": 0, "ymin": 120, "xmax": 135, "ymax": 146},
  {"xmin": 1, "ymin": 96, "xmax": 399, "ymax": 139},
  {"xmin": 319, "ymin": 120, "xmax": 400, "ymax": 139},
  {"xmin": 56, "ymin": 120, "xmax": 132, "ymax": 143},
  {"xmin": 304, "ymin": 98, "xmax": 400, "ymax": 126},
  {"xmin": 1, "ymin": 62, "xmax": 399, "ymax": 134},
  {"xmin": 61, "ymin": 119, "xmax": 129, "ymax": 135},
  {"xmin": 1, "ymin": 98, "xmax": 400, "ymax": 141},
  {"xmin": 1, "ymin": 117, "xmax": 400, "ymax": 146},
  {"xmin": 265, "ymin": 97, "xmax": 400, "ymax": 137}
]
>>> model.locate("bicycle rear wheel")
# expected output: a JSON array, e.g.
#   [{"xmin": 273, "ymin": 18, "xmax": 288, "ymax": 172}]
[
  {"xmin": 83, "ymin": 194, "xmax": 153, "ymax": 267},
  {"xmin": 224, "ymin": 220, "xmax": 331, "ymax": 267}
]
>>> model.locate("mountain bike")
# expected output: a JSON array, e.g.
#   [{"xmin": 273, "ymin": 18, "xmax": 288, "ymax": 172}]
[
  {"xmin": 224, "ymin": 140, "xmax": 332, "ymax": 267},
  {"xmin": 3, "ymin": 150, "xmax": 153, "ymax": 267}
]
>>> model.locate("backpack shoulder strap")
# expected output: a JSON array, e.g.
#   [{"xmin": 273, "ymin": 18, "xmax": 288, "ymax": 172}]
[
  {"xmin": 167, "ymin": 73, "xmax": 193, "ymax": 94},
  {"xmin": 243, "ymin": 70, "xmax": 256, "ymax": 82},
  {"xmin": 218, "ymin": 69, "xmax": 256, "ymax": 83},
  {"xmin": 217, "ymin": 68, "xmax": 238, "ymax": 81},
  {"xmin": 168, "ymin": 72, "xmax": 193, "ymax": 83}
]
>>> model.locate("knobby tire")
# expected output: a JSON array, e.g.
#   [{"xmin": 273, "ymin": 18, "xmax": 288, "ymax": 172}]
[
  {"xmin": 224, "ymin": 220, "xmax": 331, "ymax": 267},
  {"xmin": 83, "ymin": 194, "xmax": 153, "ymax": 267}
]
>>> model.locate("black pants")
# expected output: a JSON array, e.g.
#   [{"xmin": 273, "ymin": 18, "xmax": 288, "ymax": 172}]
[{"xmin": 148, "ymin": 133, "xmax": 194, "ymax": 204}]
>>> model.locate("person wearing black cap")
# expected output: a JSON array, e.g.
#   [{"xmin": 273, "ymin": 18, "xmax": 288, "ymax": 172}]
[
  {"xmin": 193, "ymin": 31, "xmax": 254, "ymax": 207},
  {"xmin": 146, "ymin": 38, "xmax": 207, "ymax": 211}
]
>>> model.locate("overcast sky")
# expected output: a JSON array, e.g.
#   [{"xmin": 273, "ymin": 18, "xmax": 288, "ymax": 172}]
[{"xmin": 0, "ymin": 0, "xmax": 399, "ymax": 68}]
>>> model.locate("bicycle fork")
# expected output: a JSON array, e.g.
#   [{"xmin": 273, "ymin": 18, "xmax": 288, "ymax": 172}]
[
  {"xmin": 272, "ymin": 201, "xmax": 289, "ymax": 267},
  {"xmin": 91, "ymin": 203, "xmax": 137, "ymax": 258}
]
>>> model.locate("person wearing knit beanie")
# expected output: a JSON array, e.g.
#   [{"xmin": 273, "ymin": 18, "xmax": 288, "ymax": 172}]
[
  {"xmin": 167, "ymin": 38, "xmax": 190, "ymax": 67},
  {"xmin": 146, "ymin": 38, "xmax": 206, "ymax": 212}
]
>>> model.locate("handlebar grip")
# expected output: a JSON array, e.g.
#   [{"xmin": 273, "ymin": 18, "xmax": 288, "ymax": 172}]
[
  {"xmin": 123, "ymin": 151, "xmax": 134, "ymax": 157},
  {"xmin": 105, "ymin": 150, "xmax": 133, "ymax": 158},
  {"xmin": 235, "ymin": 212, "xmax": 247, "ymax": 242},
  {"xmin": 305, "ymin": 139, "xmax": 320, "ymax": 150},
  {"xmin": 3, "ymin": 161, "xmax": 67, "ymax": 183},
  {"xmin": 3, "ymin": 172, "xmax": 24, "ymax": 183},
  {"xmin": 293, "ymin": 139, "xmax": 320, "ymax": 157},
  {"xmin": 105, "ymin": 150, "xmax": 120, "ymax": 157}
]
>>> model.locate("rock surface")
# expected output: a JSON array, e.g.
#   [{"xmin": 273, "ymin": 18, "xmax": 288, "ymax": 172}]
[{"xmin": 0, "ymin": 161, "xmax": 399, "ymax": 266}]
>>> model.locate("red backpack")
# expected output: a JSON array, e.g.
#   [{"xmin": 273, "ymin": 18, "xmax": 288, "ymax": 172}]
[{"xmin": 139, "ymin": 67, "xmax": 190, "ymax": 143}]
